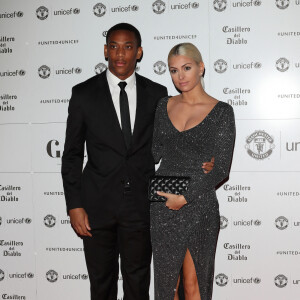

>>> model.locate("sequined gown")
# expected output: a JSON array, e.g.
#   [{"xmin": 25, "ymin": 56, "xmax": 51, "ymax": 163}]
[{"xmin": 150, "ymin": 96, "xmax": 235, "ymax": 300}]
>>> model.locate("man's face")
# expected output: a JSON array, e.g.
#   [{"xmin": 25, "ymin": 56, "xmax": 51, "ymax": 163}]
[{"xmin": 104, "ymin": 30, "xmax": 142, "ymax": 80}]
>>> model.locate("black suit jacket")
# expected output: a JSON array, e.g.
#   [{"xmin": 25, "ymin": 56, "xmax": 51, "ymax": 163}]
[{"xmin": 61, "ymin": 71, "xmax": 168, "ymax": 227}]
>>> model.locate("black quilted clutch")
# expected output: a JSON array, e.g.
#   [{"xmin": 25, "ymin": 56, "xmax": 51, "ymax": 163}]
[{"xmin": 148, "ymin": 176, "xmax": 190, "ymax": 202}]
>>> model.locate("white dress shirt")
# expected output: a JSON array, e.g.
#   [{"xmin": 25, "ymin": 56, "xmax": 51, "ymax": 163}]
[{"xmin": 106, "ymin": 69, "xmax": 137, "ymax": 133}]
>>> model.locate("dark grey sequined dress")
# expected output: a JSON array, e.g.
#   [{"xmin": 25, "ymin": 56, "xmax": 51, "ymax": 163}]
[{"xmin": 150, "ymin": 96, "xmax": 235, "ymax": 300}]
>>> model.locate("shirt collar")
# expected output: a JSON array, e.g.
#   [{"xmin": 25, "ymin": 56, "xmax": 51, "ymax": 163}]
[{"xmin": 106, "ymin": 69, "xmax": 136, "ymax": 89}]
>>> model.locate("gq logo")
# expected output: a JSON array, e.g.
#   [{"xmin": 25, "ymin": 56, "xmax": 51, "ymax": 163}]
[
  {"xmin": 152, "ymin": 0, "xmax": 166, "ymax": 14},
  {"xmin": 38, "ymin": 65, "xmax": 51, "ymax": 79},
  {"xmin": 220, "ymin": 216, "xmax": 228, "ymax": 229},
  {"xmin": 276, "ymin": 58, "xmax": 289, "ymax": 72},
  {"xmin": 153, "ymin": 61, "xmax": 167, "ymax": 75},
  {"xmin": 46, "ymin": 270, "xmax": 58, "ymax": 283},
  {"xmin": 47, "ymin": 140, "xmax": 61, "ymax": 158},
  {"xmin": 276, "ymin": 0, "xmax": 290, "ymax": 9},
  {"xmin": 275, "ymin": 216, "xmax": 289, "ymax": 230},
  {"xmin": 214, "ymin": 0, "xmax": 227, "ymax": 12},
  {"xmin": 274, "ymin": 274, "xmax": 288, "ymax": 288},
  {"xmin": 245, "ymin": 130, "xmax": 275, "ymax": 160},
  {"xmin": 36, "ymin": 6, "xmax": 49, "ymax": 20},
  {"xmin": 95, "ymin": 63, "xmax": 107, "ymax": 74},
  {"xmin": 44, "ymin": 215, "xmax": 56, "ymax": 228},
  {"xmin": 214, "ymin": 59, "xmax": 228, "ymax": 73},
  {"xmin": 215, "ymin": 273, "xmax": 228, "ymax": 287},
  {"xmin": 93, "ymin": 3, "xmax": 107, "ymax": 17}
]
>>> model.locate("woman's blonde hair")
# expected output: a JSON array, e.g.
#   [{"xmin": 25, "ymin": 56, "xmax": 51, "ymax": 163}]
[
  {"xmin": 168, "ymin": 43, "xmax": 205, "ymax": 88},
  {"xmin": 168, "ymin": 42, "xmax": 203, "ymax": 64}
]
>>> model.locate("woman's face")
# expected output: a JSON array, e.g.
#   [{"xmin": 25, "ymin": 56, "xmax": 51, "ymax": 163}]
[{"xmin": 168, "ymin": 55, "xmax": 204, "ymax": 93}]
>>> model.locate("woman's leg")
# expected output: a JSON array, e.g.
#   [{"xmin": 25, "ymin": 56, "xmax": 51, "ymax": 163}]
[{"xmin": 182, "ymin": 249, "xmax": 201, "ymax": 300}]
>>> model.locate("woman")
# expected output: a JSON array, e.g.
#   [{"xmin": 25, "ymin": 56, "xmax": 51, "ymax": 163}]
[{"xmin": 150, "ymin": 43, "xmax": 235, "ymax": 300}]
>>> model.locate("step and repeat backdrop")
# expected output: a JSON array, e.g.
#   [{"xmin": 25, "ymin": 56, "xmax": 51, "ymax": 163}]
[{"xmin": 1, "ymin": 0, "xmax": 300, "ymax": 299}]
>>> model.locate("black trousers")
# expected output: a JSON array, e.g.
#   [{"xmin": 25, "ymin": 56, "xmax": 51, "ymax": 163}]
[{"xmin": 83, "ymin": 188, "xmax": 152, "ymax": 300}]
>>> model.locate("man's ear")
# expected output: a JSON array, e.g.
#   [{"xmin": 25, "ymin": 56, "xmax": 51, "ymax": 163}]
[
  {"xmin": 136, "ymin": 47, "xmax": 143, "ymax": 60},
  {"xmin": 104, "ymin": 45, "xmax": 108, "ymax": 59}
]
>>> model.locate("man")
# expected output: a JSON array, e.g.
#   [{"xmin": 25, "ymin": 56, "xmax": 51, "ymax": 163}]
[{"xmin": 61, "ymin": 23, "xmax": 168, "ymax": 300}]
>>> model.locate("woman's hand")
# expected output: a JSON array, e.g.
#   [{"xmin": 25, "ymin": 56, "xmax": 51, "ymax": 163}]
[
  {"xmin": 202, "ymin": 156, "xmax": 215, "ymax": 174},
  {"xmin": 157, "ymin": 191, "xmax": 187, "ymax": 210}
]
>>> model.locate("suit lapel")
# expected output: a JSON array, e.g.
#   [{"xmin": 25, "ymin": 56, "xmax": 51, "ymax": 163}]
[{"xmin": 131, "ymin": 73, "xmax": 150, "ymax": 152}]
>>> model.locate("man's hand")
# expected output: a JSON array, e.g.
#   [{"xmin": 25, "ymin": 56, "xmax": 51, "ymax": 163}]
[
  {"xmin": 157, "ymin": 191, "xmax": 187, "ymax": 210},
  {"xmin": 202, "ymin": 156, "xmax": 215, "ymax": 174},
  {"xmin": 69, "ymin": 208, "xmax": 92, "ymax": 237}
]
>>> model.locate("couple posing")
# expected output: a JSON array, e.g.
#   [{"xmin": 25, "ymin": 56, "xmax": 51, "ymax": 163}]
[{"xmin": 62, "ymin": 23, "xmax": 235, "ymax": 300}]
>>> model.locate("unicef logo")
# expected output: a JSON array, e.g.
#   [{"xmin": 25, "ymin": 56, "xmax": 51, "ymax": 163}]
[
  {"xmin": 75, "ymin": 67, "xmax": 82, "ymax": 74},
  {"xmin": 27, "ymin": 273, "xmax": 34, "ymax": 279},
  {"xmin": 25, "ymin": 218, "xmax": 32, "ymax": 224},
  {"xmin": 254, "ymin": 220, "xmax": 261, "ymax": 226},
  {"xmin": 276, "ymin": 58, "xmax": 289, "ymax": 72},
  {"xmin": 46, "ymin": 270, "xmax": 58, "ymax": 283},
  {"xmin": 213, "ymin": 0, "xmax": 227, "ymax": 12},
  {"xmin": 254, "ymin": 62, "xmax": 262, "ymax": 69},
  {"xmin": 275, "ymin": 216, "xmax": 289, "ymax": 230},
  {"xmin": 254, "ymin": 277, "xmax": 261, "ymax": 284},
  {"xmin": 36, "ymin": 6, "xmax": 49, "ymax": 20},
  {"xmin": 73, "ymin": 8, "xmax": 80, "ymax": 14},
  {"xmin": 192, "ymin": 2, "xmax": 199, "ymax": 8},
  {"xmin": 245, "ymin": 130, "xmax": 275, "ymax": 160},
  {"xmin": 276, "ymin": 0, "xmax": 290, "ymax": 9},
  {"xmin": 95, "ymin": 63, "xmax": 107, "ymax": 74},
  {"xmin": 220, "ymin": 216, "xmax": 228, "ymax": 229},
  {"xmin": 81, "ymin": 274, "xmax": 88, "ymax": 280},
  {"xmin": 0, "ymin": 216, "xmax": 2, "ymax": 226},
  {"xmin": 17, "ymin": 11, "xmax": 24, "ymax": 17},
  {"xmin": 152, "ymin": 0, "xmax": 166, "ymax": 14},
  {"xmin": 38, "ymin": 65, "xmax": 51, "ymax": 79},
  {"xmin": 19, "ymin": 70, "xmax": 26, "ymax": 76},
  {"xmin": 44, "ymin": 214, "xmax": 56, "ymax": 228},
  {"xmin": 0, "ymin": 269, "xmax": 4, "ymax": 281},
  {"xmin": 214, "ymin": 59, "xmax": 228, "ymax": 73},
  {"xmin": 102, "ymin": 31, "xmax": 107, "ymax": 37},
  {"xmin": 215, "ymin": 273, "xmax": 228, "ymax": 287},
  {"xmin": 153, "ymin": 61, "xmax": 167, "ymax": 75},
  {"xmin": 93, "ymin": 3, "xmax": 106, "ymax": 17},
  {"xmin": 131, "ymin": 5, "xmax": 139, "ymax": 11},
  {"xmin": 275, "ymin": 274, "xmax": 288, "ymax": 288},
  {"xmin": 254, "ymin": 0, "xmax": 262, "ymax": 5}
]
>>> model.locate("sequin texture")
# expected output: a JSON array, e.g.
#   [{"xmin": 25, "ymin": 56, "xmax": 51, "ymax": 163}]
[{"xmin": 150, "ymin": 96, "xmax": 236, "ymax": 300}]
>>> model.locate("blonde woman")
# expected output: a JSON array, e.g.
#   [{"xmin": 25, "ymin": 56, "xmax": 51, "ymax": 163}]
[{"xmin": 150, "ymin": 43, "xmax": 235, "ymax": 300}]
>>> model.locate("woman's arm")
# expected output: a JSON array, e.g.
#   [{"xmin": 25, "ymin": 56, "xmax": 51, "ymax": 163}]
[{"xmin": 152, "ymin": 99, "xmax": 165, "ymax": 164}]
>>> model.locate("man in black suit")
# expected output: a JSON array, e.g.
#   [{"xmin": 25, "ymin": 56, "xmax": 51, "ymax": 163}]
[{"xmin": 61, "ymin": 23, "xmax": 168, "ymax": 300}]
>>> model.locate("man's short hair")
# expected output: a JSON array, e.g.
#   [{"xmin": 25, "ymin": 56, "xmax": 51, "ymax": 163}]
[{"xmin": 106, "ymin": 23, "xmax": 142, "ymax": 47}]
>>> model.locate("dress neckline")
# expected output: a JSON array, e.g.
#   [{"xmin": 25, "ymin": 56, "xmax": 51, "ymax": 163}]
[{"xmin": 165, "ymin": 96, "xmax": 220, "ymax": 134}]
